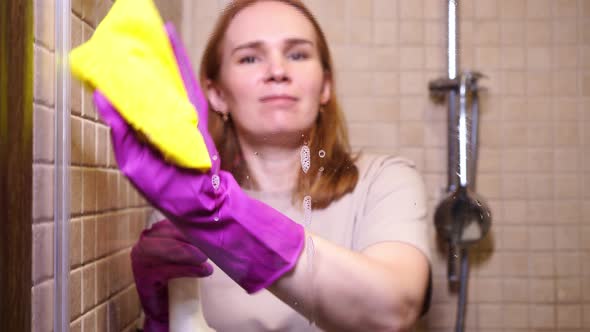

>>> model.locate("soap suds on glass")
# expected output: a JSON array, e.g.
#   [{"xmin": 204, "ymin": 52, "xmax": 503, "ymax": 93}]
[{"xmin": 300, "ymin": 145, "xmax": 310, "ymax": 174}]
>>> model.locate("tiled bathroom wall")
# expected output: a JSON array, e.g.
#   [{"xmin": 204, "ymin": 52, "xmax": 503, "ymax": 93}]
[
  {"xmin": 32, "ymin": 0, "xmax": 184, "ymax": 331},
  {"xmin": 185, "ymin": 0, "xmax": 589, "ymax": 331}
]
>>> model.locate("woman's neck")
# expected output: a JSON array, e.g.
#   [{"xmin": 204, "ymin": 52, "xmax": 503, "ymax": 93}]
[{"xmin": 238, "ymin": 137, "xmax": 303, "ymax": 193}]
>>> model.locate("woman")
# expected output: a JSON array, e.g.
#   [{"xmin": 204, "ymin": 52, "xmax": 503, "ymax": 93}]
[{"xmin": 123, "ymin": 0, "xmax": 431, "ymax": 331}]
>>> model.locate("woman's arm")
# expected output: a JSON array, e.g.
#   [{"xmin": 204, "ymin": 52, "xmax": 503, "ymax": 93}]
[{"xmin": 268, "ymin": 234, "xmax": 430, "ymax": 332}]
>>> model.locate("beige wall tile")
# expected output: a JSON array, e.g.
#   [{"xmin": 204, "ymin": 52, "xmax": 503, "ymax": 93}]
[
  {"xmin": 32, "ymin": 223, "xmax": 54, "ymax": 284},
  {"xmin": 83, "ymin": 264, "xmax": 96, "ymax": 313},
  {"xmin": 82, "ymin": 168, "xmax": 96, "ymax": 214},
  {"xmin": 557, "ymin": 277, "xmax": 582, "ymax": 302},
  {"xmin": 526, "ymin": 21, "xmax": 552, "ymax": 45},
  {"xmin": 34, "ymin": 0, "xmax": 55, "ymax": 49},
  {"xmin": 503, "ymin": 304, "xmax": 529, "ymax": 328},
  {"xmin": 529, "ymin": 304, "xmax": 556, "ymax": 328},
  {"xmin": 557, "ymin": 304, "xmax": 582, "ymax": 328},
  {"xmin": 32, "ymin": 280, "xmax": 54, "ymax": 332},
  {"xmin": 399, "ymin": 21, "xmax": 423, "ymax": 45},
  {"xmin": 373, "ymin": 21, "xmax": 398, "ymax": 45},
  {"xmin": 70, "ymin": 268, "xmax": 82, "ymax": 320},
  {"xmin": 502, "ymin": 278, "xmax": 529, "ymax": 302},
  {"xmin": 33, "ymin": 105, "xmax": 54, "ymax": 163},
  {"xmin": 70, "ymin": 219, "xmax": 82, "ymax": 268},
  {"xmin": 34, "ymin": 45, "xmax": 55, "ymax": 106},
  {"xmin": 500, "ymin": 0, "xmax": 526, "ymax": 18},
  {"xmin": 33, "ymin": 165, "xmax": 54, "ymax": 221},
  {"xmin": 82, "ymin": 216, "xmax": 96, "ymax": 263},
  {"xmin": 529, "ymin": 226, "xmax": 555, "ymax": 250},
  {"xmin": 527, "ymin": 0, "xmax": 552, "ymax": 18}
]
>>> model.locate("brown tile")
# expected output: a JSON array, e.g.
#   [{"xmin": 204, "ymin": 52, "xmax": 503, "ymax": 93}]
[
  {"xmin": 82, "ymin": 215, "xmax": 96, "ymax": 263},
  {"xmin": 557, "ymin": 277, "xmax": 582, "ymax": 303},
  {"xmin": 399, "ymin": 0, "xmax": 423, "ymax": 18},
  {"xmin": 34, "ymin": 0, "xmax": 55, "ymax": 49},
  {"xmin": 70, "ymin": 167, "xmax": 83, "ymax": 216},
  {"xmin": 529, "ymin": 304, "xmax": 555, "ymax": 328},
  {"xmin": 33, "ymin": 165, "xmax": 54, "ymax": 221},
  {"xmin": 503, "ymin": 252, "xmax": 529, "ymax": 277},
  {"xmin": 553, "ymin": 19, "xmax": 578, "ymax": 44},
  {"xmin": 554, "ymin": 174, "xmax": 580, "ymax": 199},
  {"xmin": 347, "ymin": 19, "xmax": 372, "ymax": 44},
  {"xmin": 82, "ymin": 310, "xmax": 96, "ymax": 332},
  {"xmin": 70, "ymin": 319, "xmax": 81, "ymax": 332},
  {"xmin": 478, "ymin": 304, "xmax": 503, "ymax": 328},
  {"xmin": 399, "ymin": 71, "xmax": 424, "ymax": 95},
  {"xmin": 530, "ymin": 252, "xmax": 555, "ymax": 277},
  {"xmin": 82, "ymin": 120, "xmax": 96, "ymax": 165},
  {"xmin": 96, "ymin": 125, "xmax": 109, "ymax": 167},
  {"xmin": 32, "ymin": 223, "xmax": 53, "ymax": 284},
  {"xmin": 474, "ymin": 21, "xmax": 500, "ymax": 45},
  {"xmin": 501, "ymin": 226, "xmax": 528, "ymax": 250},
  {"xmin": 527, "ymin": 47, "xmax": 552, "ymax": 69},
  {"xmin": 95, "ymin": 169, "xmax": 109, "ymax": 212},
  {"xmin": 503, "ymin": 304, "xmax": 529, "ymax": 328},
  {"xmin": 82, "ymin": 168, "xmax": 96, "ymax": 214},
  {"xmin": 526, "ymin": 71, "xmax": 553, "ymax": 96},
  {"xmin": 555, "ymin": 252, "xmax": 581, "ymax": 277},
  {"xmin": 557, "ymin": 304, "xmax": 582, "ymax": 328},
  {"xmin": 399, "ymin": 21, "xmax": 423, "ymax": 45},
  {"xmin": 502, "ymin": 278, "xmax": 528, "ymax": 302},
  {"xmin": 553, "ymin": 45, "xmax": 579, "ymax": 69},
  {"xmin": 70, "ymin": 218, "xmax": 82, "ymax": 268},
  {"xmin": 527, "ymin": 200, "xmax": 554, "ymax": 224},
  {"xmin": 96, "ymin": 258, "xmax": 110, "ymax": 303},
  {"xmin": 33, "ymin": 42, "xmax": 55, "ymax": 107},
  {"xmin": 528, "ymin": 226, "xmax": 555, "ymax": 250},
  {"xmin": 530, "ymin": 278, "xmax": 555, "ymax": 303},
  {"xmin": 33, "ymin": 105, "xmax": 54, "ymax": 162},
  {"xmin": 501, "ymin": 173, "xmax": 528, "ymax": 199},
  {"xmin": 476, "ymin": 278, "xmax": 503, "ymax": 302},
  {"xmin": 70, "ymin": 268, "xmax": 82, "ymax": 320},
  {"xmin": 373, "ymin": 21, "xmax": 398, "ymax": 45},
  {"xmin": 71, "ymin": 116, "xmax": 83, "ymax": 165},
  {"xmin": 553, "ymin": 71, "xmax": 579, "ymax": 97},
  {"xmin": 555, "ymin": 225, "xmax": 580, "ymax": 249},
  {"xmin": 500, "ymin": 0, "xmax": 526, "ymax": 18},
  {"xmin": 372, "ymin": 72, "xmax": 399, "ymax": 96},
  {"xmin": 82, "ymin": 263, "xmax": 96, "ymax": 313},
  {"xmin": 527, "ymin": 173, "xmax": 553, "ymax": 199},
  {"xmin": 96, "ymin": 303, "xmax": 107, "ymax": 332},
  {"xmin": 96, "ymin": 214, "xmax": 109, "ymax": 258}
]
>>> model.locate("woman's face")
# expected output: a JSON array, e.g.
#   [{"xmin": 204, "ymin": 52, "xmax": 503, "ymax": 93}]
[{"xmin": 208, "ymin": 1, "xmax": 331, "ymax": 144}]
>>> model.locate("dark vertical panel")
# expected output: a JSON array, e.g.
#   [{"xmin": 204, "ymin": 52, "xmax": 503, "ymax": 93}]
[{"xmin": 0, "ymin": 0, "xmax": 34, "ymax": 330}]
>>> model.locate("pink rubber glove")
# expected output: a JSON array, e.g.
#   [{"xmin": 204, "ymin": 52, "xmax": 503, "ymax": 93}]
[
  {"xmin": 98, "ymin": 24, "xmax": 304, "ymax": 294},
  {"xmin": 131, "ymin": 219, "xmax": 213, "ymax": 332}
]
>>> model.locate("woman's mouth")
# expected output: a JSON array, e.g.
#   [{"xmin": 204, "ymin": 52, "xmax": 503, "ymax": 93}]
[{"xmin": 259, "ymin": 95, "xmax": 298, "ymax": 107}]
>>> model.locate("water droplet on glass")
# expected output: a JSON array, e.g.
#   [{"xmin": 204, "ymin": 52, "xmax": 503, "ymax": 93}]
[
  {"xmin": 254, "ymin": 151, "xmax": 259, "ymax": 156},
  {"xmin": 214, "ymin": 216, "xmax": 219, "ymax": 221},
  {"xmin": 293, "ymin": 301, "xmax": 299, "ymax": 307},
  {"xmin": 318, "ymin": 167, "xmax": 324, "ymax": 172},
  {"xmin": 303, "ymin": 195, "xmax": 312, "ymax": 226},
  {"xmin": 318, "ymin": 150, "xmax": 326, "ymax": 158},
  {"xmin": 212, "ymin": 155, "xmax": 218, "ymax": 161},
  {"xmin": 211, "ymin": 174, "xmax": 220, "ymax": 191},
  {"xmin": 300, "ymin": 145, "xmax": 310, "ymax": 174}
]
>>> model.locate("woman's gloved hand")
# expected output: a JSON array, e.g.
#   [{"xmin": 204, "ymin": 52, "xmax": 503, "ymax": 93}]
[
  {"xmin": 97, "ymin": 24, "xmax": 305, "ymax": 294},
  {"xmin": 131, "ymin": 219, "xmax": 213, "ymax": 332}
]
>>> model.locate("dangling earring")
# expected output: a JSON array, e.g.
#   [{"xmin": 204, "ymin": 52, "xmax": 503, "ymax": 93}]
[
  {"xmin": 221, "ymin": 112, "xmax": 229, "ymax": 122},
  {"xmin": 319, "ymin": 104, "xmax": 325, "ymax": 113}
]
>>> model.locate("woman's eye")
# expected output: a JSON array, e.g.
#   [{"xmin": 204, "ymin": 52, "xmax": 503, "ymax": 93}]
[
  {"xmin": 288, "ymin": 52, "xmax": 308, "ymax": 61},
  {"xmin": 238, "ymin": 56, "xmax": 257, "ymax": 64}
]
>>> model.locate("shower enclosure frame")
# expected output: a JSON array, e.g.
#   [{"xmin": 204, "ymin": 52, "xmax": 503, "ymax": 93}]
[{"xmin": 0, "ymin": 0, "xmax": 34, "ymax": 330}]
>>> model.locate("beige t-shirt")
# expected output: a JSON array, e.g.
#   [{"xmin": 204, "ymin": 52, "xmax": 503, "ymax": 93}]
[{"xmin": 198, "ymin": 153, "xmax": 431, "ymax": 331}]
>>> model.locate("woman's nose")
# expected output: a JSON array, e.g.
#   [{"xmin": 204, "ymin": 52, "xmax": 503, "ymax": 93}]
[{"xmin": 265, "ymin": 54, "xmax": 290, "ymax": 83}]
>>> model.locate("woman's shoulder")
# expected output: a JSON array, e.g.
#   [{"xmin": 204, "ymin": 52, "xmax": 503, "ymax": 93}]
[{"xmin": 354, "ymin": 152, "xmax": 421, "ymax": 184}]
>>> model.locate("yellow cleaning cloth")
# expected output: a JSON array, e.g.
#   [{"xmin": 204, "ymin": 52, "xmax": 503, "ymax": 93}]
[{"xmin": 69, "ymin": 0, "xmax": 211, "ymax": 170}]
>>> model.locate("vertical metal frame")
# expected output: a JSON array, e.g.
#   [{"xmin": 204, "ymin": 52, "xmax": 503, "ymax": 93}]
[{"xmin": 54, "ymin": 0, "xmax": 71, "ymax": 331}]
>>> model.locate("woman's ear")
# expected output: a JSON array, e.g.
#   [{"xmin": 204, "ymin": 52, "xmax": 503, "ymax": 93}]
[
  {"xmin": 206, "ymin": 80, "xmax": 229, "ymax": 115},
  {"xmin": 320, "ymin": 76, "xmax": 331, "ymax": 105}
]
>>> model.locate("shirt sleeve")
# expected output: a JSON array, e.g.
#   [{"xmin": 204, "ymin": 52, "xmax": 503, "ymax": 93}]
[{"xmin": 352, "ymin": 155, "xmax": 431, "ymax": 262}]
